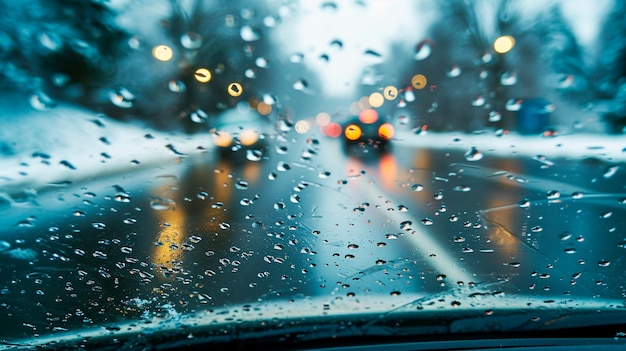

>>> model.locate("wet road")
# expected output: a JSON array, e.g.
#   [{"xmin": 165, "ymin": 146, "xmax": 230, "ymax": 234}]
[{"xmin": 1, "ymin": 129, "xmax": 625, "ymax": 339}]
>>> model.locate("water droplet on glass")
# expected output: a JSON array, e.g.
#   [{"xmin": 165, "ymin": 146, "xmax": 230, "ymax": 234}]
[
  {"xmin": 180, "ymin": 32, "xmax": 202, "ymax": 49},
  {"xmin": 500, "ymin": 71, "xmax": 517, "ymax": 86},
  {"xmin": 421, "ymin": 218, "xmax": 434, "ymax": 226},
  {"xmin": 546, "ymin": 190, "xmax": 560, "ymax": 200},
  {"xmin": 453, "ymin": 185, "xmax": 471, "ymax": 192},
  {"xmin": 277, "ymin": 161, "xmax": 291, "ymax": 171},
  {"xmin": 235, "ymin": 180, "xmax": 249, "ymax": 190},
  {"xmin": 564, "ymin": 248, "xmax": 577, "ymax": 254},
  {"xmin": 471, "ymin": 95, "xmax": 485, "ymax": 107},
  {"xmin": 400, "ymin": 221, "xmax": 412, "ymax": 230},
  {"xmin": 255, "ymin": 56, "xmax": 269, "ymax": 68},
  {"xmin": 246, "ymin": 149, "xmax": 263, "ymax": 161},
  {"xmin": 571, "ymin": 192, "xmax": 584, "ymax": 199},
  {"xmin": 505, "ymin": 98, "xmax": 523, "ymax": 111},
  {"xmin": 598, "ymin": 260, "xmax": 611, "ymax": 267},
  {"xmin": 92, "ymin": 251, "xmax": 108, "ymax": 259},
  {"xmin": 241, "ymin": 25, "xmax": 261, "ymax": 41},
  {"xmin": 109, "ymin": 87, "xmax": 135, "ymax": 108},
  {"xmin": 190, "ymin": 109, "xmax": 208, "ymax": 123},
  {"xmin": 293, "ymin": 79, "xmax": 310, "ymax": 92},
  {"xmin": 219, "ymin": 222, "xmax": 231, "ymax": 230},
  {"xmin": 92, "ymin": 222, "xmax": 106, "ymax": 230},
  {"xmin": 519, "ymin": 198, "xmax": 530, "ymax": 208},
  {"xmin": 414, "ymin": 39, "xmax": 432, "ymax": 60},
  {"xmin": 412, "ymin": 184, "xmax": 424, "ymax": 192},
  {"xmin": 150, "ymin": 199, "xmax": 176, "ymax": 211},
  {"xmin": 447, "ymin": 65, "xmax": 461, "ymax": 77},
  {"xmin": 488, "ymin": 111, "xmax": 502, "ymax": 122},
  {"xmin": 464, "ymin": 147, "xmax": 483, "ymax": 161},
  {"xmin": 30, "ymin": 92, "xmax": 56, "ymax": 110},
  {"xmin": 398, "ymin": 115, "xmax": 410, "ymax": 125},
  {"xmin": 289, "ymin": 53, "xmax": 304, "ymax": 63},
  {"xmin": 290, "ymin": 194, "xmax": 301, "ymax": 203},
  {"xmin": 603, "ymin": 166, "xmax": 619, "ymax": 179},
  {"xmin": 600, "ymin": 211, "xmax": 613, "ymax": 219}
]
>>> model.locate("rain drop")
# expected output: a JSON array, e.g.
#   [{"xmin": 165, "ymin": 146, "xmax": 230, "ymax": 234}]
[
  {"xmin": 471, "ymin": 95, "xmax": 485, "ymax": 107},
  {"xmin": 453, "ymin": 185, "xmax": 471, "ymax": 192},
  {"xmin": 447, "ymin": 65, "xmax": 461, "ymax": 77},
  {"xmin": 603, "ymin": 166, "xmax": 619, "ymax": 179},
  {"xmin": 414, "ymin": 39, "xmax": 432, "ymax": 60},
  {"xmin": 246, "ymin": 149, "xmax": 263, "ymax": 162},
  {"xmin": 150, "ymin": 199, "xmax": 175, "ymax": 211},
  {"xmin": 180, "ymin": 32, "xmax": 202, "ymax": 49},
  {"xmin": 241, "ymin": 25, "xmax": 261, "ymax": 41},
  {"xmin": 500, "ymin": 71, "xmax": 517, "ymax": 86},
  {"xmin": 109, "ymin": 87, "xmax": 135, "ymax": 108},
  {"xmin": 235, "ymin": 180, "xmax": 249, "ymax": 190},
  {"xmin": 546, "ymin": 190, "xmax": 560, "ymax": 200},
  {"xmin": 464, "ymin": 147, "xmax": 483, "ymax": 161}
]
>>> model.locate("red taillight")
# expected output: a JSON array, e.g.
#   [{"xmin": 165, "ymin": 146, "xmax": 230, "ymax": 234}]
[
  {"xmin": 358, "ymin": 109, "xmax": 379, "ymax": 124},
  {"xmin": 324, "ymin": 122, "xmax": 342, "ymax": 138}
]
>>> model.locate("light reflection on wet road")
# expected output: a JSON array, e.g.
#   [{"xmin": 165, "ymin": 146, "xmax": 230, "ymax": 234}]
[{"xmin": 0, "ymin": 132, "xmax": 624, "ymax": 339}]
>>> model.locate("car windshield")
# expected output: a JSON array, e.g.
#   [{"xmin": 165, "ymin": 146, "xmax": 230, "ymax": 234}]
[{"xmin": 1, "ymin": 0, "xmax": 625, "ymax": 349}]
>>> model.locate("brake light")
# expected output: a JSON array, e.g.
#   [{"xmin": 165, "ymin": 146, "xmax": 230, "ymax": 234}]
[
  {"xmin": 358, "ymin": 108, "xmax": 379, "ymax": 124},
  {"xmin": 324, "ymin": 122, "xmax": 342, "ymax": 138}
]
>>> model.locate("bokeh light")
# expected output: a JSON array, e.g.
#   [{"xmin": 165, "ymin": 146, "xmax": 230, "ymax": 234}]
[
  {"xmin": 344, "ymin": 124, "xmax": 362, "ymax": 141},
  {"xmin": 411, "ymin": 74, "xmax": 427, "ymax": 89},
  {"xmin": 359, "ymin": 109, "xmax": 379, "ymax": 124},
  {"xmin": 194, "ymin": 68, "xmax": 212, "ymax": 83},
  {"xmin": 295, "ymin": 120, "xmax": 311, "ymax": 134},
  {"xmin": 325, "ymin": 122, "xmax": 342, "ymax": 138},
  {"xmin": 238, "ymin": 129, "xmax": 259, "ymax": 146},
  {"xmin": 256, "ymin": 102, "xmax": 272, "ymax": 115},
  {"xmin": 378, "ymin": 123, "xmax": 395, "ymax": 140},
  {"xmin": 152, "ymin": 45, "xmax": 173, "ymax": 61},
  {"xmin": 384, "ymin": 86, "xmax": 398, "ymax": 100},
  {"xmin": 213, "ymin": 131, "xmax": 233, "ymax": 147},
  {"xmin": 316, "ymin": 112, "xmax": 331, "ymax": 127},
  {"xmin": 494, "ymin": 35, "xmax": 515, "ymax": 54},
  {"xmin": 228, "ymin": 83, "xmax": 243, "ymax": 97},
  {"xmin": 369, "ymin": 92, "xmax": 384, "ymax": 107}
]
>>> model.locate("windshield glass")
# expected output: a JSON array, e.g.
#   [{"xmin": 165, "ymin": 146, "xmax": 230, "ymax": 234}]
[{"xmin": 1, "ymin": 0, "xmax": 625, "ymax": 349}]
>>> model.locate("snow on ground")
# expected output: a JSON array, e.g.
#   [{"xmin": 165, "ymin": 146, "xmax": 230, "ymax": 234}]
[{"xmin": 0, "ymin": 95, "xmax": 208, "ymax": 193}]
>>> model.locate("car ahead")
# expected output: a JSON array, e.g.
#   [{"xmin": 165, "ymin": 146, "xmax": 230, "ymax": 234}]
[
  {"xmin": 2, "ymin": 1, "xmax": 626, "ymax": 351},
  {"xmin": 323, "ymin": 108, "xmax": 395, "ymax": 150},
  {"xmin": 209, "ymin": 104, "xmax": 270, "ymax": 159}
]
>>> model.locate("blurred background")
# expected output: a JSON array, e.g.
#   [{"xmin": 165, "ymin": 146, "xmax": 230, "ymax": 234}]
[{"xmin": 0, "ymin": 0, "xmax": 624, "ymax": 136}]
